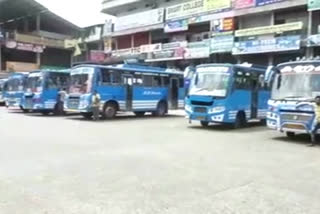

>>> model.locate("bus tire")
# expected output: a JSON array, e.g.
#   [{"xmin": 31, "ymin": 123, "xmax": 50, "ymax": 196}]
[
  {"xmin": 134, "ymin": 112, "xmax": 145, "ymax": 117},
  {"xmin": 81, "ymin": 112, "xmax": 93, "ymax": 119},
  {"xmin": 234, "ymin": 112, "xmax": 246, "ymax": 129},
  {"xmin": 153, "ymin": 101, "xmax": 167, "ymax": 117},
  {"xmin": 20, "ymin": 106, "xmax": 29, "ymax": 113},
  {"xmin": 286, "ymin": 132, "xmax": 295, "ymax": 139},
  {"xmin": 201, "ymin": 121, "xmax": 209, "ymax": 127},
  {"xmin": 103, "ymin": 103, "xmax": 117, "ymax": 119}
]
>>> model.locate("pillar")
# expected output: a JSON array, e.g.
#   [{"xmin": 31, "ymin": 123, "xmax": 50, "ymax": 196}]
[
  {"xmin": 306, "ymin": 11, "xmax": 314, "ymax": 58},
  {"xmin": 36, "ymin": 13, "xmax": 41, "ymax": 32}
]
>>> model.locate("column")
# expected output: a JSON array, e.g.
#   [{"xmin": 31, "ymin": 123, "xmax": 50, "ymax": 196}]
[
  {"xmin": 0, "ymin": 45, "xmax": 2, "ymax": 71},
  {"xmin": 306, "ymin": 11, "xmax": 314, "ymax": 58},
  {"xmin": 36, "ymin": 13, "xmax": 41, "ymax": 32}
]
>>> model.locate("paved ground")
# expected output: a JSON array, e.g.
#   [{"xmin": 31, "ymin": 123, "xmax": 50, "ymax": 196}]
[{"xmin": 1, "ymin": 107, "xmax": 320, "ymax": 214}]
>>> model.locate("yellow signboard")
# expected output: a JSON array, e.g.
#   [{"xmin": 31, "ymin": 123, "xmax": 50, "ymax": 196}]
[
  {"xmin": 204, "ymin": 0, "xmax": 231, "ymax": 11},
  {"xmin": 235, "ymin": 22, "xmax": 303, "ymax": 37}
]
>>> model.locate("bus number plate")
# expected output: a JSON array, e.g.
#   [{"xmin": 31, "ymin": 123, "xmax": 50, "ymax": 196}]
[{"xmin": 197, "ymin": 116, "xmax": 205, "ymax": 121}]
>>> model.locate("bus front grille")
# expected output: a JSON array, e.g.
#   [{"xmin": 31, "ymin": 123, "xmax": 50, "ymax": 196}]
[
  {"xmin": 280, "ymin": 113, "xmax": 313, "ymax": 122},
  {"xmin": 68, "ymin": 97, "xmax": 80, "ymax": 109},
  {"xmin": 194, "ymin": 107, "xmax": 207, "ymax": 113},
  {"xmin": 191, "ymin": 101, "xmax": 213, "ymax": 106}
]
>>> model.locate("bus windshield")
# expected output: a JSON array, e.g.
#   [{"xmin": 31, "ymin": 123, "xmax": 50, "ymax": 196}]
[
  {"xmin": 189, "ymin": 66, "xmax": 230, "ymax": 97},
  {"xmin": 6, "ymin": 78, "xmax": 24, "ymax": 92},
  {"xmin": 272, "ymin": 64, "xmax": 320, "ymax": 100},
  {"xmin": 26, "ymin": 73, "xmax": 43, "ymax": 93},
  {"xmin": 45, "ymin": 72, "xmax": 69, "ymax": 90},
  {"xmin": 70, "ymin": 67, "xmax": 94, "ymax": 94}
]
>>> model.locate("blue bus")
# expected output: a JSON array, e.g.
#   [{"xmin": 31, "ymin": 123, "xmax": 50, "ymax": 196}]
[
  {"xmin": 3, "ymin": 73, "xmax": 28, "ymax": 111},
  {"xmin": 185, "ymin": 63, "xmax": 273, "ymax": 128},
  {"xmin": 22, "ymin": 70, "xmax": 70, "ymax": 115},
  {"xmin": 66, "ymin": 64, "xmax": 185, "ymax": 119},
  {"xmin": 267, "ymin": 60, "xmax": 320, "ymax": 139},
  {"xmin": 0, "ymin": 79, "xmax": 7, "ymax": 105}
]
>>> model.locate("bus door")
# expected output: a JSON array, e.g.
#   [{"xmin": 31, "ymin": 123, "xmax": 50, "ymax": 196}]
[
  {"xmin": 169, "ymin": 77, "xmax": 179, "ymax": 109},
  {"xmin": 123, "ymin": 74, "xmax": 133, "ymax": 111},
  {"xmin": 251, "ymin": 76, "xmax": 259, "ymax": 119}
]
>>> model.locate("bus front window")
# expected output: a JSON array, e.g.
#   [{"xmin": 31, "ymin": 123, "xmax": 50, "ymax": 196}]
[
  {"xmin": 70, "ymin": 67, "xmax": 94, "ymax": 94},
  {"xmin": 26, "ymin": 76, "xmax": 43, "ymax": 93},
  {"xmin": 7, "ymin": 78, "xmax": 24, "ymax": 92},
  {"xmin": 189, "ymin": 69, "xmax": 230, "ymax": 97},
  {"xmin": 272, "ymin": 64, "xmax": 320, "ymax": 100}
]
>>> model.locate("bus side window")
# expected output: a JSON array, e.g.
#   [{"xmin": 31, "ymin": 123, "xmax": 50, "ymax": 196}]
[
  {"xmin": 162, "ymin": 76, "xmax": 170, "ymax": 87},
  {"xmin": 143, "ymin": 75, "xmax": 153, "ymax": 87},
  {"xmin": 133, "ymin": 74, "xmax": 143, "ymax": 86},
  {"xmin": 111, "ymin": 71, "xmax": 121, "ymax": 85},
  {"xmin": 235, "ymin": 74, "xmax": 250, "ymax": 90},
  {"xmin": 101, "ymin": 69, "xmax": 111, "ymax": 85},
  {"xmin": 153, "ymin": 76, "xmax": 161, "ymax": 87}
]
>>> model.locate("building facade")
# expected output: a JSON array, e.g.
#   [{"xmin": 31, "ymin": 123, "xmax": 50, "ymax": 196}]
[
  {"xmin": 101, "ymin": 0, "xmax": 320, "ymax": 69},
  {"xmin": 0, "ymin": 0, "xmax": 81, "ymax": 73}
]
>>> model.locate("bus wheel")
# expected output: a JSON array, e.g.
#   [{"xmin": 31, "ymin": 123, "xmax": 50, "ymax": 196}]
[
  {"xmin": 134, "ymin": 112, "xmax": 145, "ymax": 117},
  {"xmin": 154, "ymin": 101, "xmax": 167, "ymax": 117},
  {"xmin": 234, "ymin": 112, "xmax": 246, "ymax": 129},
  {"xmin": 81, "ymin": 112, "xmax": 93, "ymax": 119},
  {"xmin": 286, "ymin": 132, "xmax": 295, "ymax": 139},
  {"xmin": 103, "ymin": 103, "xmax": 117, "ymax": 119},
  {"xmin": 201, "ymin": 121, "xmax": 209, "ymax": 127},
  {"xmin": 20, "ymin": 106, "xmax": 29, "ymax": 113}
]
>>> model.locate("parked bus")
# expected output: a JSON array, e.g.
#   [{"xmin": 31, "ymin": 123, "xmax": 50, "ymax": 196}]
[
  {"xmin": 66, "ymin": 64, "xmax": 184, "ymax": 119},
  {"xmin": 0, "ymin": 79, "xmax": 7, "ymax": 105},
  {"xmin": 267, "ymin": 60, "xmax": 320, "ymax": 139},
  {"xmin": 22, "ymin": 69, "xmax": 70, "ymax": 115},
  {"xmin": 3, "ymin": 73, "xmax": 28, "ymax": 111},
  {"xmin": 185, "ymin": 63, "xmax": 274, "ymax": 128}
]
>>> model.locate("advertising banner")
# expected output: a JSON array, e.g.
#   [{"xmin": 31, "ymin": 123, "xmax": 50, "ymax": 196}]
[
  {"xmin": 235, "ymin": 22, "xmax": 303, "ymax": 37},
  {"xmin": 204, "ymin": 0, "xmax": 231, "ymax": 12},
  {"xmin": 6, "ymin": 61, "xmax": 39, "ymax": 72},
  {"xmin": 164, "ymin": 20, "xmax": 189, "ymax": 33},
  {"xmin": 256, "ymin": 0, "xmax": 284, "ymax": 6},
  {"xmin": 308, "ymin": 0, "xmax": 320, "ymax": 11},
  {"xmin": 234, "ymin": 0, "xmax": 255, "ymax": 9},
  {"xmin": 307, "ymin": 34, "xmax": 320, "ymax": 46},
  {"xmin": 115, "ymin": 8, "xmax": 164, "ymax": 32},
  {"xmin": 211, "ymin": 18, "xmax": 234, "ymax": 33},
  {"xmin": 210, "ymin": 35, "xmax": 234, "ymax": 53},
  {"xmin": 232, "ymin": 35, "xmax": 301, "ymax": 55},
  {"xmin": 184, "ymin": 41, "xmax": 210, "ymax": 59},
  {"xmin": 140, "ymin": 43, "xmax": 162, "ymax": 53}
]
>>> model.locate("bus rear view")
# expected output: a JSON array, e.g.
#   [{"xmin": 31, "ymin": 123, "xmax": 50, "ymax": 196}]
[{"xmin": 185, "ymin": 64, "xmax": 271, "ymax": 128}]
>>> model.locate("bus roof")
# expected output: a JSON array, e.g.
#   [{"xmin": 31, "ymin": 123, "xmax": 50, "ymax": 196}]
[
  {"xmin": 72, "ymin": 64, "xmax": 183, "ymax": 76},
  {"xmin": 28, "ymin": 69, "xmax": 70, "ymax": 75},
  {"xmin": 197, "ymin": 63, "xmax": 270, "ymax": 73},
  {"xmin": 277, "ymin": 60, "xmax": 320, "ymax": 68},
  {"xmin": 8, "ymin": 72, "xmax": 28, "ymax": 79}
]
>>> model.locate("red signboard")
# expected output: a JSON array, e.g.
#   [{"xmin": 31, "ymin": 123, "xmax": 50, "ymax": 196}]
[
  {"xmin": 90, "ymin": 50, "xmax": 105, "ymax": 62},
  {"xmin": 234, "ymin": 0, "xmax": 255, "ymax": 9}
]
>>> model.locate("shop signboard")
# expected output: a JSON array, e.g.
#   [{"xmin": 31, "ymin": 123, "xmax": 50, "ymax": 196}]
[
  {"xmin": 204, "ymin": 0, "xmax": 231, "ymax": 12},
  {"xmin": 211, "ymin": 18, "xmax": 234, "ymax": 33},
  {"xmin": 164, "ymin": 20, "xmax": 189, "ymax": 33},
  {"xmin": 308, "ymin": 0, "xmax": 320, "ymax": 11},
  {"xmin": 256, "ymin": 0, "xmax": 284, "ymax": 6},
  {"xmin": 115, "ymin": 8, "xmax": 164, "ymax": 32},
  {"xmin": 6, "ymin": 61, "xmax": 39, "ymax": 72},
  {"xmin": 90, "ymin": 50, "xmax": 105, "ymax": 63},
  {"xmin": 184, "ymin": 40, "xmax": 210, "ymax": 59},
  {"xmin": 166, "ymin": 0, "xmax": 204, "ymax": 20},
  {"xmin": 235, "ymin": 22, "xmax": 303, "ymax": 37},
  {"xmin": 15, "ymin": 33, "xmax": 64, "ymax": 48},
  {"xmin": 162, "ymin": 41, "xmax": 188, "ymax": 50},
  {"xmin": 146, "ymin": 42, "xmax": 186, "ymax": 61},
  {"xmin": 232, "ymin": 35, "xmax": 301, "ymax": 55},
  {"xmin": 234, "ymin": 0, "xmax": 255, "ymax": 9},
  {"xmin": 140, "ymin": 43, "xmax": 162, "ymax": 53},
  {"xmin": 307, "ymin": 34, "xmax": 320, "ymax": 46},
  {"xmin": 210, "ymin": 35, "xmax": 234, "ymax": 53},
  {"xmin": 5, "ymin": 40, "xmax": 44, "ymax": 53}
]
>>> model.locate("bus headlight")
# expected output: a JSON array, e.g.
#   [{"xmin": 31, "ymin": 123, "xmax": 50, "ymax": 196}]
[
  {"xmin": 185, "ymin": 104, "xmax": 192, "ymax": 112},
  {"xmin": 208, "ymin": 106, "xmax": 225, "ymax": 114}
]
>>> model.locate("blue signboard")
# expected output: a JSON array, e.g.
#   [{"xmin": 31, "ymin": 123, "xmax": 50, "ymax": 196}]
[
  {"xmin": 233, "ymin": 35, "xmax": 301, "ymax": 55},
  {"xmin": 210, "ymin": 35, "xmax": 234, "ymax": 53},
  {"xmin": 256, "ymin": 0, "xmax": 284, "ymax": 6}
]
